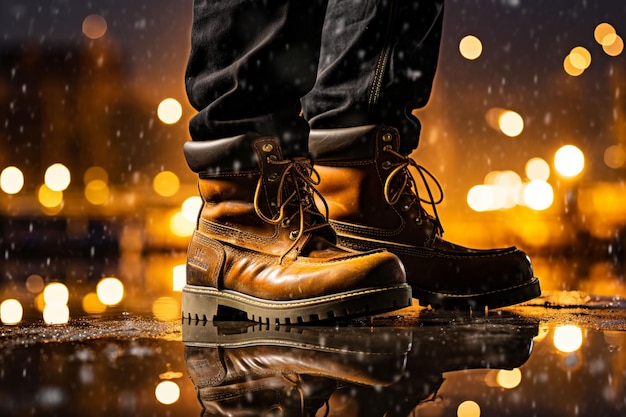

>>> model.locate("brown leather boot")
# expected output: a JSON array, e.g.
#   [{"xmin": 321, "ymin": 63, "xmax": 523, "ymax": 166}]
[
  {"xmin": 310, "ymin": 125, "xmax": 541, "ymax": 310},
  {"xmin": 182, "ymin": 135, "xmax": 411, "ymax": 324}
]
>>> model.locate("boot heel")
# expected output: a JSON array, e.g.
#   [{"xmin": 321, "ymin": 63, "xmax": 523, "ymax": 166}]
[{"xmin": 182, "ymin": 286, "xmax": 249, "ymax": 322}]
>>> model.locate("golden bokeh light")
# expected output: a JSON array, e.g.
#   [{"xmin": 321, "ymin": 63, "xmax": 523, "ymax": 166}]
[
  {"xmin": 82, "ymin": 292, "xmax": 107, "ymax": 314},
  {"xmin": 155, "ymin": 380, "xmax": 181, "ymax": 405},
  {"xmin": 153, "ymin": 171, "xmax": 180, "ymax": 197},
  {"xmin": 43, "ymin": 304, "xmax": 70, "ymax": 325},
  {"xmin": 523, "ymin": 180, "xmax": 554, "ymax": 211},
  {"xmin": 38, "ymin": 184, "xmax": 64, "ymax": 208},
  {"xmin": 496, "ymin": 368, "xmax": 522, "ymax": 389},
  {"xmin": 82, "ymin": 14, "xmax": 108, "ymax": 40},
  {"xmin": 172, "ymin": 264, "xmax": 186, "ymax": 292},
  {"xmin": 498, "ymin": 110, "xmax": 524, "ymax": 137},
  {"xmin": 25, "ymin": 274, "xmax": 45, "ymax": 294},
  {"xmin": 0, "ymin": 166, "xmax": 25, "ymax": 194},
  {"xmin": 85, "ymin": 179, "xmax": 110, "ymax": 205},
  {"xmin": 603, "ymin": 34, "xmax": 624, "ymax": 56},
  {"xmin": 84, "ymin": 166, "xmax": 109, "ymax": 184},
  {"xmin": 457, "ymin": 400, "xmax": 481, "ymax": 417},
  {"xmin": 44, "ymin": 163, "xmax": 71, "ymax": 192},
  {"xmin": 43, "ymin": 282, "xmax": 70, "ymax": 306},
  {"xmin": 553, "ymin": 325, "xmax": 583, "ymax": 353},
  {"xmin": 459, "ymin": 35, "xmax": 483, "ymax": 60},
  {"xmin": 568, "ymin": 46, "xmax": 591, "ymax": 70},
  {"xmin": 594, "ymin": 22, "xmax": 616, "ymax": 45},
  {"xmin": 467, "ymin": 185, "xmax": 494, "ymax": 212},
  {"xmin": 1, "ymin": 299, "xmax": 24, "ymax": 325},
  {"xmin": 563, "ymin": 54, "xmax": 585, "ymax": 76},
  {"xmin": 170, "ymin": 211, "xmax": 195, "ymax": 237},
  {"xmin": 96, "ymin": 277, "xmax": 125, "ymax": 306},
  {"xmin": 525, "ymin": 157, "xmax": 550, "ymax": 181},
  {"xmin": 182, "ymin": 196, "xmax": 203, "ymax": 222},
  {"xmin": 157, "ymin": 98, "xmax": 183, "ymax": 125},
  {"xmin": 152, "ymin": 296, "xmax": 180, "ymax": 321},
  {"xmin": 554, "ymin": 145, "xmax": 585, "ymax": 177},
  {"xmin": 604, "ymin": 145, "xmax": 626, "ymax": 169}
]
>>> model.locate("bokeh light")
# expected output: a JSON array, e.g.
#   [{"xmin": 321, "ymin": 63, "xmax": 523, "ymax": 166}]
[
  {"xmin": 170, "ymin": 211, "xmax": 195, "ymax": 237},
  {"xmin": 25, "ymin": 274, "xmax": 45, "ymax": 294},
  {"xmin": 82, "ymin": 292, "xmax": 107, "ymax": 314},
  {"xmin": 498, "ymin": 110, "xmax": 524, "ymax": 137},
  {"xmin": 43, "ymin": 304, "xmax": 70, "ymax": 325},
  {"xmin": 563, "ymin": 54, "xmax": 584, "ymax": 76},
  {"xmin": 38, "ymin": 184, "xmax": 64, "ymax": 208},
  {"xmin": 96, "ymin": 277, "xmax": 125, "ymax": 306},
  {"xmin": 157, "ymin": 98, "xmax": 183, "ymax": 125},
  {"xmin": 496, "ymin": 368, "xmax": 522, "ymax": 389},
  {"xmin": 554, "ymin": 145, "xmax": 585, "ymax": 177},
  {"xmin": 153, "ymin": 171, "xmax": 180, "ymax": 197},
  {"xmin": 43, "ymin": 282, "xmax": 70, "ymax": 306},
  {"xmin": 0, "ymin": 166, "xmax": 25, "ymax": 194},
  {"xmin": 155, "ymin": 380, "xmax": 180, "ymax": 405},
  {"xmin": 1, "ymin": 299, "xmax": 24, "ymax": 325},
  {"xmin": 568, "ymin": 46, "xmax": 591, "ymax": 70},
  {"xmin": 84, "ymin": 166, "xmax": 109, "ymax": 184},
  {"xmin": 82, "ymin": 14, "xmax": 108, "ymax": 39},
  {"xmin": 594, "ymin": 22, "xmax": 616, "ymax": 45},
  {"xmin": 44, "ymin": 163, "xmax": 71, "ymax": 192},
  {"xmin": 525, "ymin": 157, "xmax": 550, "ymax": 181},
  {"xmin": 553, "ymin": 325, "xmax": 583, "ymax": 353},
  {"xmin": 457, "ymin": 400, "xmax": 481, "ymax": 417},
  {"xmin": 182, "ymin": 196, "xmax": 203, "ymax": 222},
  {"xmin": 467, "ymin": 185, "xmax": 494, "ymax": 212},
  {"xmin": 85, "ymin": 179, "xmax": 110, "ymax": 205},
  {"xmin": 523, "ymin": 180, "xmax": 554, "ymax": 211},
  {"xmin": 604, "ymin": 145, "xmax": 626, "ymax": 169},
  {"xmin": 459, "ymin": 35, "xmax": 483, "ymax": 60},
  {"xmin": 603, "ymin": 34, "xmax": 624, "ymax": 56},
  {"xmin": 173, "ymin": 264, "xmax": 186, "ymax": 292}
]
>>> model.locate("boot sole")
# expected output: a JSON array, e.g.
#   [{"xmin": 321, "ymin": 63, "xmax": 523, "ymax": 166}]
[
  {"xmin": 413, "ymin": 277, "xmax": 542, "ymax": 310},
  {"xmin": 182, "ymin": 320, "xmax": 412, "ymax": 353},
  {"xmin": 181, "ymin": 284, "xmax": 412, "ymax": 325}
]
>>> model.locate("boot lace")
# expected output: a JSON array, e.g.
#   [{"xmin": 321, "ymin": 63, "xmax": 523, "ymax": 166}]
[
  {"xmin": 253, "ymin": 157, "xmax": 330, "ymax": 258},
  {"xmin": 382, "ymin": 148, "xmax": 445, "ymax": 235}
]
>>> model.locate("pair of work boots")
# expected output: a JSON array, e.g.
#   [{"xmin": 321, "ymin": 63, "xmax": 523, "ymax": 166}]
[{"xmin": 182, "ymin": 125, "xmax": 541, "ymax": 324}]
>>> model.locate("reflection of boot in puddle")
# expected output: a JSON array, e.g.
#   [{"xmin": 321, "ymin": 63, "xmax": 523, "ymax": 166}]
[
  {"xmin": 183, "ymin": 320, "xmax": 412, "ymax": 416},
  {"xmin": 324, "ymin": 322, "xmax": 539, "ymax": 416}
]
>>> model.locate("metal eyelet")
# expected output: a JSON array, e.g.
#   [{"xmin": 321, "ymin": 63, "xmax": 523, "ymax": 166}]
[
  {"xmin": 414, "ymin": 217, "xmax": 423, "ymax": 225},
  {"xmin": 382, "ymin": 133, "xmax": 393, "ymax": 142},
  {"xmin": 383, "ymin": 144, "xmax": 392, "ymax": 151},
  {"xmin": 262, "ymin": 143, "xmax": 274, "ymax": 152},
  {"xmin": 281, "ymin": 218, "xmax": 291, "ymax": 228},
  {"xmin": 289, "ymin": 230, "xmax": 299, "ymax": 240},
  {"xmin": 401, "ymin": 204, "xmax": 411, "ymax": 211},
  {"xmin": 268, "ymin": 172, "xmax": 279, "ymax": 181},
  {"xmin": 381, "ymin": 161, "xmax": 392, "ymax": 169},
  {"xmin": 267, "ymin": 155, "xmax": 278, "ymax": 162}
]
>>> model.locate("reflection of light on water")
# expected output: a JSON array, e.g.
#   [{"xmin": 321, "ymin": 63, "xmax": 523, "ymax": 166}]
[
  {"xmin": 0, "ymin": 299, "xmax": 24, "ymax": 325},
  {"xmin": 44, "ymin": 283, "xmax": 69, "ymax": 306},
  {"xmin": 457, "ymin": 400, "xmax": 481, "ymax": 417},
  {"xmin": 152, "ymin": 297, "xmax": 180, "ymax": 322},
  {"xmin": 0, "ymin": 166, "xmax": 24, "ymax": 194},
  {"xmin": 172, "ymin": 264, "xmax": 186, "ymax": 291},
  {"xmin": 553, "ymin": 325, "xmax": 583, "ymax": 353},
  {"xmin": 97, "ymin": 277, "xmax": 125, "ymax": 306},
  {"xmin": 496, "ymin": 368, "xmax": 522, "ymax": 389},
  {"xmin": 44, "ymin": 304, "xmax": 70, "ymax": 325},
  {"xmin": 155, "ymin": 380, "xmax": 180, "ymax": 405}
]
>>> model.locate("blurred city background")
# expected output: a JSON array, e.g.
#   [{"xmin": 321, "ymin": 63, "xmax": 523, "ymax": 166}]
[{"xmin": 0, "ymin": 0, "xmax": 625, "ymax": 327}]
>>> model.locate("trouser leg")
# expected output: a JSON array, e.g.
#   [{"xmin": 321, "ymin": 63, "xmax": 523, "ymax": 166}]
[
  {"xmin": 185, "ymin": 0, "xmax": 329, "ymax": 161},
  {"xmin": 302, "ymin": 0, "xmax": 444, "ymax": 154}
]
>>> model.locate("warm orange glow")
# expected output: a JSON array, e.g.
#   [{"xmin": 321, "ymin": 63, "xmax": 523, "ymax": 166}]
[
  {"xmin": 182, "ymin": 196, "xmax": 203, "ymax": 222},
  {"xmin": 498, "ymin": 110, "xmax": 524, "ymax": 137},
  {"xmin": 457, "ymin": 400, "xmax": 481, "ymax": 417},
  {"xmin": 603, "ymin": 34, "xmax": 624, "ymax": 56},
  {"xmin": 43, "ymin": 305, "xmax": 70, "ymax": 325},
  {"xmin": 1, "ymin": 299, "xmax": 24, "ymax": 325},
  {"xmin": 25, "ymin": 274, "xmax": 45, "ymax": 294},
  {"xmin": 82, "ymin": 292, "xmax": 107, "ymax": 314},
  {"xmin": 157, "ymin": 98, "xmax": 183, "ymax": 124},
  {"xmin": 568, "ymin": 46, "xmax": 591, "ymax": 70},
  {"xmin": 43, "ymin": 282, "xmax": 69, "ymax": 306},
  {"xmin": 594, "ymin": 22, "xmax": 616, "ymax": 45},
  {"xmin": 84, "ymin": 166, "xmax": 109, "ymax": 184},
  {"xmin": 44, "ymin": 163, "xmax": 71, "ymax": 191},
  {"xmin": 173, "ymin": 264, "xmax": 186, "ymax": 291},
  {"xmin": 152, "ymin": 297, "xmax": 180, "ymax": 321},
  {"xmin": 496, "ymin": 368, "xmax": 522, "ymax": 389},
  {"xmin": 553, "ymin": 325, "xmax": 583, "ymax": 353},
  {"xmin": 459, "ymin": 35, "xmax": 483, "ymax": 60},
  {"xmin": 467, "ymin": 185, "xmax": 494, "ymax": 212},
  {"xmin": 155, "ymin": 381, "xmax": 181, "ymax": 405},
  {"xmin": 153, "ymin": 171, "xmax": 180, "ymax": 197},
  {"xmin": 563, "ymin": 54, "xmax": 584, "ymax": 76},
  {"xmin": 525, "ymin": 157, "xmax": 550, "ymax": 181},
  {"xmin": 82, "ymin": 14, "xmax": 108, "ymax": 39},
  {"xmin": 85, "ymin": 179, "xmax": 110, "ymax": 205},
  {"xmin": 0, "ymin": 166, "xmax": 24, "ymax": 194},
  {"xmin": 554, "ymin": 145, "xmax": 585, "ymax": 177},
  {"xmin": 38, "ymin": 184, "xmax": 63, "ymax": 208},
  {"xmin": 97, "ymin": 277, "xmax": 125, "ymax": 306},
  {"xmin": 523, "ymin": 180, "xmax": 554, "ymax": 211},
  {"xmin": 170, "ymin": 211, "xmax": 195, "ymax": 237}
]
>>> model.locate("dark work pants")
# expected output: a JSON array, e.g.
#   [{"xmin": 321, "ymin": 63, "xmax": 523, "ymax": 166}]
[{"xmin": 185, "ymin": 0, "xmax": 444, "ymax": 168}]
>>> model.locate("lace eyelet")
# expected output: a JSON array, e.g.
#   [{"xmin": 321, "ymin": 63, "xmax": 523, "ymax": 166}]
[
  {"xmin": 262, "ymin": 143, "xmax": 274, "ymax": 152},
  {"xmin": 281, "ymin": 218, "xmax": 291, "ymax": 227},
  {"xmin": 267, "ymin": 172, "xmax": 278, "ymax": 181},
  {"xmin": 289, "ymin": 230, "xmax": 299, "ymax": 240},
  {"xmin": 382, "ymin": 133, "xmax": 393, "ymax": 142},
  {"xmin": 382, "ymin": 161, "xmax": 392, "ymax": 169},
  {"xmin": 414, "ymin": 217, "xmax": 423, "ymax": 225},
  {"xmin": 402, "ymin": 204, "xmax": 411, "ymax": 211}
]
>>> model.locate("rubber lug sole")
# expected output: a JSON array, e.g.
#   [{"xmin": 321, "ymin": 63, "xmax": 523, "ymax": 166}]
[
  {"xmin": 413, "ymin": 277, "xmax": 541, "ymax": 310},
  {"xmin": 181, "ymin": 284, "xmax": 412, "ymax": 325}
]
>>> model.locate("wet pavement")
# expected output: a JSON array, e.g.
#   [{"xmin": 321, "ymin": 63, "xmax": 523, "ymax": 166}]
[{"xmin": 1, "ymin": 294, "xmax": 625, "ymax": 417}]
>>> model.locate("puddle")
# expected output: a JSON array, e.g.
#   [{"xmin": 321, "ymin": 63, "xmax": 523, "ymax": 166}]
[{"xmin": 1, "ymin": 318, "xmax": 624, "ymax": 416}]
